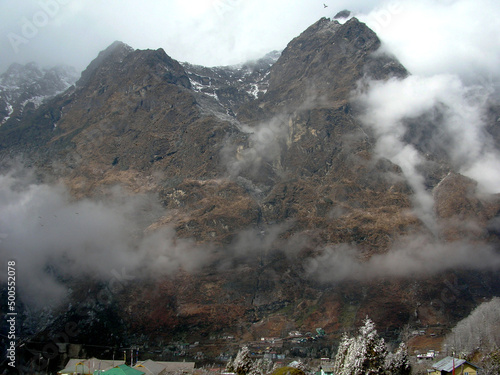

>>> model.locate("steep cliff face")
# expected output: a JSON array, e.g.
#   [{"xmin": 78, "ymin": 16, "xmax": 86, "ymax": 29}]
[{"xmin": 1, "ymin": 16, "xmax": 499, "ymax": 356}]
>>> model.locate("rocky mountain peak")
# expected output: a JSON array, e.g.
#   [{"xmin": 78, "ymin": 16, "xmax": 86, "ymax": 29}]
[
  {"xmin": 77, "ymin": 41, "xmax": 190, "ymax": 93},
  {"xmin": 0, "ymin": 62, "xmax": 78, "ymax": 125},
  {"xmin": 2, "ymin": 62, "xmax": 44, "ymax": 87},
  {"xmin": 77, "ymin": 40, "xmax": 134, "ymax": 87},
  {"xmin": 240, "ymin": 17, "xmax": 406, "ymax": 120}
]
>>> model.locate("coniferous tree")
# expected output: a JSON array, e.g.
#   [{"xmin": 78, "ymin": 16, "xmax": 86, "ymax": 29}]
[
  {"xmin": 334, "ymin": 317, "xmax": 389, "ymax": 375},
  {"xmin": 250, "ymin": 358, "xmax": 273, "ymax": 375},
  {"xmin": 233, "ymin": 346, "xmax": 254, "ymax": 375},
  {"xmin": 386, "ymin": 342, "xmax": 411, "ymax": 375},
  {"xmin": 359, "ymin": 317, "xmax": 387, "ymax": 375},
  {"xmin": 333, "ymin": 333, "xmax": 353, "ymax": 375},
  {"xmin": 344, "ymin": 334, "xmax": 364, "ymax": 375},
  {"xmin": 226, "ymin": 357, "xmax": 235, "ymax": 373}
]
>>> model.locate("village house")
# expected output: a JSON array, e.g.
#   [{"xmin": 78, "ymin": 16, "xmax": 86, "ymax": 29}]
[
  {"xmin": 133, "ymin": 359, "xmax": 195, "ymax": 375},
  {"xmin": 428, "ymin": 356, "xmax": 480, "ymax": 375},
  {"xmin": 102, "ymin": 364, "xmax": 145, "ymax": 375},
  {"xmin": 317, "ymin": 365, "xmax": 335, "ymax": 375},
  {"xmin": 57, "ymin": 357, "xmax": 125, "ymax": 374}
]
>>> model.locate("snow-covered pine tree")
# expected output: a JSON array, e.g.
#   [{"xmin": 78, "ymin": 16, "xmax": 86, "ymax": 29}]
[
  {"xmin": 226, "ymin": 357, "xmax": 235, "ymax": 373},
  {"xmin": 385, "ymin": 342, "xmax": 411, "ymax": 375},
  {"xmin": 333, "ymin": 333, "xmax": 353, "ymax": 375},
  {"xmin": 248, "ymin": 359, "xmax": 262, "ymax": 375},
  {"xmin": 250, "ymin": 358, "xmax": 273, "ymax": 375},
  {"xmin": 333, "ymin": 317, "xmax": 388, "ymax": 375},
  {"xmin": 359, "ymin": 317, "xmax": 388, "ymax": 375},
  {"xmin": 344, "ymin": 334, "xmax": 364, "ymax": 375},
  {"xmin": 233, "ymin": 346, "xmax": 254, "ymax": 375}
]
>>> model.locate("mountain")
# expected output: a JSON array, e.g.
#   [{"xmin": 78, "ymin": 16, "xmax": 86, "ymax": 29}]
[
  {"xmin": 182, "ymin": 50, "xmax": 281, "ymax": 116},
  {"xmin": 1, "ymin": 16, "xmax": 499, "ymax": 370},
  {"xmin": 0, "ymin": 62, "xmax": 78, "ymax": 125}
]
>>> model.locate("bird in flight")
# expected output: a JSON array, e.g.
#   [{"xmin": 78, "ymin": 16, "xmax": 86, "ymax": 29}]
[{"xmin": 324, "ymin": 3, "xmax": 328, "ymax": 8}]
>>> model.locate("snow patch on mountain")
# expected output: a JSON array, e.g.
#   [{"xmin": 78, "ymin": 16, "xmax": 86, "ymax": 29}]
[
  {"xmin": 0, "ymin": 62, "xmax": 78, "ymax": 125},
  {"xmin": 181, "ymin": 50, "xmax": 280, "ymax": 115}
]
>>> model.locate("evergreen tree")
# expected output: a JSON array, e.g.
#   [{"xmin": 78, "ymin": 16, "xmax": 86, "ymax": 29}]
[
  {"xmin": 233, "ymin": 346, "xmax": 254, "ymax": 375},
  {"xmin": 386, "ymin": 342, "xmax": 411, "ymax": 375},
  {"xmin": 359, "ymin": 317, "xmax": 387, "ymax": 374},
  {"xmin": 226, "ymin": 357, "xmax": 235, "ymax": 373},
  {"xmin": 250, "ymin": 358, "xmax": 273, "ymax": 375},
  {"xmin": 333, "ymin": 333, "xmax": 353, "ymax": 375},
  {"xmin": 333, "ymin": 317, "xmax": 388, "ymax": 375},
  {"xmin": 248, "ymin": 360, "xmax": 262, "ymax": 375},
  {"xmin": 344, "ymin": 334, "xmax": 364, "ymax": 375}
]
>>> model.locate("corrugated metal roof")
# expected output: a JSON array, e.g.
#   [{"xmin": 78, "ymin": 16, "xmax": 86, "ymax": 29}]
[
  {"xmin": 134, "ymin": 360, "xmax": 169, "ymax": 375},
  {"xmin": 102, "ymin": 364, "xmax": 145, "ymax": 375},
  {"xmin": 432, "ymin": 357, "xmax": 466, "ymax": 372},
  {"xmin": 59, "ymin": 358, "xmax": 126, "ymax": 374},
  {"xmin": 158, "ymin": 361, "xmax": 196, "ymax": 375}
]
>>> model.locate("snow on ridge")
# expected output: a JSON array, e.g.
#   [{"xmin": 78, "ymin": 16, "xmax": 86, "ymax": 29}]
[
  {"xmin": 21, "ymin": 95, "xmax": 46, "ymax": 110},
  {"xmin": 1, "ymin": 103, "xmax": 14, "ymax": 125},
  {"xmin": 248, "ymin": 84, "xmax": 260, "ymax": 99},
  {"xmin": 189, "ymin": 78, "xmax": 206, "ymax": 93}
]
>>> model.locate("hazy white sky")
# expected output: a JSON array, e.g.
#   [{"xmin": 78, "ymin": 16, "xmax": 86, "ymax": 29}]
[
  {"xmin": 0, "ymin": 0, "xmax": 360, "ymax": 72},
  {"xmin": 1, "ymin": 0, "xmax": 497, "ymax": 77}
]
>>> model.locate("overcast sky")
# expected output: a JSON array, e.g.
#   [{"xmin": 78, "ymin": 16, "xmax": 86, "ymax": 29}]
[{"xmin": 1, "ymin": 0, "xmax": 497, "ymax": 77}]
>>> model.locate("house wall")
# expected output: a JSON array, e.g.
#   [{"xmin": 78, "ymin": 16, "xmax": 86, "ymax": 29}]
[
  {"xmin": 457, "ymin": 363, "xmax": 478, "ymax": 375},
  {"xmin": 429, "ymin": 363, "xmax": 477, "ymax": 375},
  {"xmin": 438, "ymin": 364, "xmax": 478, "ymax": 375}
]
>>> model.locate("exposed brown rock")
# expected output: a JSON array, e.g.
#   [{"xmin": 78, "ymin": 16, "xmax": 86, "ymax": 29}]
[{"xmin": 434, "ymin": 172, "xmax": 500, "ymax": 241}]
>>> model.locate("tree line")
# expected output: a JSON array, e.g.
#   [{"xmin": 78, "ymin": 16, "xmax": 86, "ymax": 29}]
[{"xmin": 226, "ymin": 317, "xmax": 411, "ymax": 375}]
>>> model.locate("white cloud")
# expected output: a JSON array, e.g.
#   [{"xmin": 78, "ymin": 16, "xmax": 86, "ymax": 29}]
[
  {"xmin": 462, "ymin": 151, "xmax": 500, "ymax": 194},
  {"xmin": 352, "ymin": 0, "xmax": 500, "ymax": 233},
  {"xmin": 359, "ymin": 0, "xmax": 500, "ymax": 82},
  {"xmin": 305, "ymin": 235, "xmax": 500, "ymax": 283},
  {"xmin": 357, "ymin": 72, "xmax": 500, "ymax": 208},
  {"xmin": 0, "ymin": 168, "xmax": 210, "ymax": 307}
]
